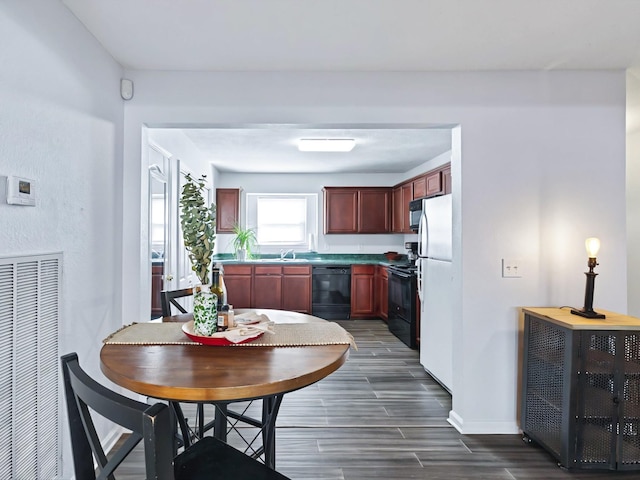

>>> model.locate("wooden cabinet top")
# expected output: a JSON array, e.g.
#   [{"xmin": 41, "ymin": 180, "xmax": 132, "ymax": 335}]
[{"xmin": 523, "ymin": 307, "xmax": 640, "ymax": 330}]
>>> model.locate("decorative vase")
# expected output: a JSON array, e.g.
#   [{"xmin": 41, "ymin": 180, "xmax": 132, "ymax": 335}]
[
  {"xmin": 236, "ymin": 248, "xmax": 247, "ymax": 261},
  {"xmin": 193, "ymin": 284, "xmax": 218, "ymax": 336}
]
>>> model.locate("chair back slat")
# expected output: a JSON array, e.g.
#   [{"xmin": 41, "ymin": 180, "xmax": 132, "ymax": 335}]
[{"xmin": 160, "ymin": 288, "xmax": 193, "ymax": 317}]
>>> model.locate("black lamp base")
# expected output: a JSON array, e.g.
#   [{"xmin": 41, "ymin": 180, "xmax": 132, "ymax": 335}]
[{"xmin": 570, "ymin": 308, "xmax": 606, "ymax": 319}]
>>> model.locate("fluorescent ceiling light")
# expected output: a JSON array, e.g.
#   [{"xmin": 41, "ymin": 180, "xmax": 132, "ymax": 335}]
[{"xmin": 298, "ymin": 138, "xmax": 356, "ymax": 152}]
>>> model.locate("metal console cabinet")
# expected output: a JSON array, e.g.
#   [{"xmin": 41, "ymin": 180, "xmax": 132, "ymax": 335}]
[{"xmin": 521, "ymin": 308, "xmax": 640, "ymax": 471}]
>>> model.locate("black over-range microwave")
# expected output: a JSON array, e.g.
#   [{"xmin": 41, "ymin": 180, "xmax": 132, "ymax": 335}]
[{"xmin": 408, "ymin": 197, "xmax": 425, "ymax": 230}]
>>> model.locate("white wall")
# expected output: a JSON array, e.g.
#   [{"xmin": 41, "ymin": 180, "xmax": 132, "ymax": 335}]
[
  {"xmin": 628, "ymin": 68, "xmax": 640, "ymax": 317},
  {"xmin": 122, "ymin": 70, "xmax": 627, "ymax": 435},
  {"xmin": 0, "ymin": 2, "xmax": 124, "ymax": 478}
]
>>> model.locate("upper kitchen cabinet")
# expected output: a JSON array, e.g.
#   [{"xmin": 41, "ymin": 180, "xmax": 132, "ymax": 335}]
[
  {"xmin": 413, "ymin": 170, "xmax": 442, "ymax": 199},
  {"xmin": 323, "ymin": 188, "xmax": 358, "ymax": 233},
  {"xmin": 392, "ymin": 182, "xmax": 413, "ymax": 233},
  {"xmin": 358, "ymin": 188, "xmax": 391, "ymax": 233},
  {"xmin": 215, "ymin": 188, "xmax": 240, "ymax": 233},
  {"xmin": 442, "ymin": 165, "xmax": 452, "ymax": 194},
  {"xmin": 411, "ymin": 165, "xmax": 447, "ymax": 200},
  {"xmin": 323, "ymin": 187, "xmax": 391, "ymax": 234}
]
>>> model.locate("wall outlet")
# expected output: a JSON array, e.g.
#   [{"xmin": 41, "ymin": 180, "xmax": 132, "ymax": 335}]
[{"xmin": 502, "ymin": 259, "xmax": 522, "ymax": 278}]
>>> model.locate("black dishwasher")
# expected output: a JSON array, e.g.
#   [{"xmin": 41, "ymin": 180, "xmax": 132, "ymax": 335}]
[{"xmin": 311, "ymin": 266, "xmax": 351, "ymax": 319}]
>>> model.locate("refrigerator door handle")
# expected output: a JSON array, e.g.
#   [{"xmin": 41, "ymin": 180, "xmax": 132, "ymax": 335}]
[
  {"xmin": 416, "ymin": 258, "xmax": 423, "ymax": 302},
  {"xmin": 417, "ymin": 211, "xmax": 427, "ymax": 258}
]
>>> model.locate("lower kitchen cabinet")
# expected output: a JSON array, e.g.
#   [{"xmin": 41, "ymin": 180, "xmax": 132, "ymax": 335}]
[
  {"xmin": 351, "ymin": 264, "xmax": 375, "ymax": 318},
  {"xmin": 521, "ymin": 308, "xmax": 640, "ymax": 471},
  {"xmin": 224, "ymin": 264, "xmax": 311, "ymax": 312},
  {"xmin": 281, "ymin": 265, "xmax": 311, "ymax": 313},
  {"xmin": 223, "ymin": 264, "xmax": 252, "ymax": 308}
]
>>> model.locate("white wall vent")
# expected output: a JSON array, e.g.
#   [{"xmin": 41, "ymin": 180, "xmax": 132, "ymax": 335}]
[{"xmin": 0, "ymin": 253, "xmax": 61, "ymax": 479}]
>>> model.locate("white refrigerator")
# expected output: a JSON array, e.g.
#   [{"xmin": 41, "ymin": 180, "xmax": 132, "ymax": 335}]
[{"xmin": 416, "ymin": 194, "xmax": 453, "ymax": 393}]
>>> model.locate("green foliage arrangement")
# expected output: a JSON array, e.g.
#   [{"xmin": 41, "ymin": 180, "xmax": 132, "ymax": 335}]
[
  {"xmin": 179, "ymin": 174, "xmax": 217, "ymax": 285},
  {"xmin": 232, "ymin": 223, "xmax": 258, "ymax": 259}
]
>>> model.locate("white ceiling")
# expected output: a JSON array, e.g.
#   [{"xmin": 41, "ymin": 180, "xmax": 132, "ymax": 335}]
[
  {"xmin": 178, "ymin": 126, "xmax": 453, "ymax": 174},
  {"xmin": 61, "ymin": 0, "xmax": 640, "ymax": 173}
]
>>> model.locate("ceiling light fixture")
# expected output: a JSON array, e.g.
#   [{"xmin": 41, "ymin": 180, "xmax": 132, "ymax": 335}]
[{"xmin": 297, "ymin": 138, "xmax": 356, "ymax": 152}]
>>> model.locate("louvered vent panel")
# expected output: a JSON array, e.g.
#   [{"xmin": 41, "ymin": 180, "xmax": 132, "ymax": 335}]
[
  {"xmin": 0, "ymin": 254, "xmax": 61, "ymax": 479},
  {"xmin": 0, "ymin": 263, "xmax": 14, "ymax": 480}
]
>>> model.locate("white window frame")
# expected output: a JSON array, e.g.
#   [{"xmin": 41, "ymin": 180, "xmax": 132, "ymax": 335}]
[{"xmin": 246, "ymin": 193, "xmax": 318, "ymax": 251}]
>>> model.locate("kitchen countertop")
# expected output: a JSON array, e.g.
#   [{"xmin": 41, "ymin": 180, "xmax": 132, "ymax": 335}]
[{"xmin": 213, "ymin": 253, "xmax": 412, "ymax": 268}]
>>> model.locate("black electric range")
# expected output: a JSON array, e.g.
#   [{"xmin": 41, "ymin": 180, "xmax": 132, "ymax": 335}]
[{"xmin": 387, "ymin": 264, "xmax": 418, "ymax": 349}]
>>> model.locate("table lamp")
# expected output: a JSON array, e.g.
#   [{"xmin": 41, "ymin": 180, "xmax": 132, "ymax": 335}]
[{"xmin": 571, "ymin": 237, "xmax": 606, "ymax": 319}]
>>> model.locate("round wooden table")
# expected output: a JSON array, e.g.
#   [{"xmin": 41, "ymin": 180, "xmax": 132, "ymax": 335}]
[{"xmin": 100, "ymin": 309, "xmax": 350, "ymax": 468}]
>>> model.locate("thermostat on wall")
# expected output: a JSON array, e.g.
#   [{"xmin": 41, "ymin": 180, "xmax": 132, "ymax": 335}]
[{"xmin": 7, "ymin": 176, "xmax": 36, "ymax": 206}]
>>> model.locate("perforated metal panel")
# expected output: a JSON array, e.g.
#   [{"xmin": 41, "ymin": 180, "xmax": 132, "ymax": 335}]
[
  {"xmin": 576, "ymin": 333, "xmax": 617, "ymax": 468},
  {"xmin": 523, "ymin": 317, "xmax": 567, "ymax": 459},
  {"xmin": 620, "ymin": 333, "xmax": 640, "ymax": 467}
]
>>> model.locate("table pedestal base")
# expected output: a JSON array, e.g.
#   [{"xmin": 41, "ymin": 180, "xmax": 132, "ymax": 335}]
[{"xmin": 170, "ymin": 395, "xmax": 284, "ymax": 470}]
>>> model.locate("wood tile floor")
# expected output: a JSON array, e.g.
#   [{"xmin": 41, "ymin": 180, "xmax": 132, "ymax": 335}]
[{"xmin": 114, "ymin": 319, "xmax": 638, "ymax": 479}]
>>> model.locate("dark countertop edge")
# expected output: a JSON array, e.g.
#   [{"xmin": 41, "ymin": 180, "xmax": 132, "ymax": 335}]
[{"xmin": 214, "ymin": 257, "xmax": 411, "ymax": 268}]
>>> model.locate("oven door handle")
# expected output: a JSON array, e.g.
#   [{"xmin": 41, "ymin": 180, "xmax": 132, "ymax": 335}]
[{"xmin": 390, "ymin": 270, "xmax": 412, "ymax": 279}]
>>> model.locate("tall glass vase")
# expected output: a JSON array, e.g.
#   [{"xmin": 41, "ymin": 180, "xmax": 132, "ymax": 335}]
[{"xmin": 193, "ymin": 284, "xmax": 218, "ymax": 336}]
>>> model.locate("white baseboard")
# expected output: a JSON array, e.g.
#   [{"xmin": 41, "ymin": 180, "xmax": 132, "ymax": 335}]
[{"xmin": 448, "ymin": 410, "xmax": 521, "ymax": 434}]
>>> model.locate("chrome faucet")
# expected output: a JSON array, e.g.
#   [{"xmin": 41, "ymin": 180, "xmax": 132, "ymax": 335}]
[{"xmin": 280, "ymin": 249, "xmax": 295, "ymax": 260}]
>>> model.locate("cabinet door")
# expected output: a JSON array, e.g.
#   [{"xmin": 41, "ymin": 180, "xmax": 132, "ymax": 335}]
[
  {"xmin": 413, "ymin": 176, "xmax": 427, "ymax": 199},
  {"xmin": 426, "ymin": 171, "xmax": 443, "ymax": 197},
  {"xmin": 358, "ymin": 188, "xmax": 391, "ymax": 233},
  {"xmin": 351, "ymin": 265, "xmax": 375, "ymax": 317},
  {"xmin": 392, "ymin": 186, "xmax": 403, "ymax": 233},
  {"xmin": 400, "ymin": 183, "xmax": 413, "ymax": 233},
  {"xmin": 216, "ymin": 188, "xmax": 240, "ymax": 233},
  {"xmin": 324, "ymin": 188, "xmax": 358, "ymax": 234},
  {"xmin": 223, "ymin": 264, "xmax": 252, "ymax": 308},
  {"xmin": 252, "ymin": 266, "xmax": 282, "ymax": 309},
  {"xmin": 282, "ymin": 266, "xmax": 311, "ymax": 313},
  {"xmin": 442, "ymin": 166, "xmax": 452, "ymax": 195}
]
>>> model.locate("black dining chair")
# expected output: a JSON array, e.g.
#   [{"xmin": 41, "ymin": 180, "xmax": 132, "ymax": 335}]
[
  {"xmin": 160, "ymin": 287, "xmax": 193, "ymax": 317},
  {"xmin": 61, "ymin": 352, "xmax": 291, "ymax": 480}
]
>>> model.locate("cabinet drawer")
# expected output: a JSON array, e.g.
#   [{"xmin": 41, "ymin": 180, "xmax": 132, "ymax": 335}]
[
  {"xmin": 223, "ymin": 264, "xmax": 252, "ymax": 275},
  {"xmin": 352, "ymin": 264, "xmax": 375, "ymax": 275},
  {"xmin": 283, "ymin": 265, "xmax": 311, "ymax": 275},
  {"xmin": 254, "ymin": 265, "xmax": 282, "ymax": 275}
]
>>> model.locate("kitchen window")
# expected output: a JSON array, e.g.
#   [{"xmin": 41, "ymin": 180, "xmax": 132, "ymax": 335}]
[{"xmin": 247, "ymin": 193, "xmax": 318, "ymax": 249}]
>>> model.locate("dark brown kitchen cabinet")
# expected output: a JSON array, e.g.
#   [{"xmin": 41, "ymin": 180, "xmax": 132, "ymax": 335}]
[
  {"xmin": 410, "ymin": 164, "xmax": 448, "ymax": 200},
  {"xmin": 358, "ymin": 188, "xmax": 391, "ymax": 233},
  {"xmin": 375, "ymin": 265, "xmax": 389, "ymax": 321},
  {"xmin": 323, "ymin": 187, "xmax": 391, "ymax": 234},
  {"xmin": 323, "ymin": 188, "xmax": 358, "ymax": 233},
  {"xmin": 413, "ymin": 176, "xmax": 427, "ymax": 199},
  {"xmin": 282, "ymin": 265, "xmax": 311, "ymax": 313},
  {"xmin": 223, "ymin": 264, "xmax": 252, "ymax": 308},
  {"xmin": 351, "ymin": 265, "xmax": 376, "ymax": 318},
  {"xmin": 215, "ymin": 188, "xmax": 240, "ymax": 233},
  {"xmin": 252, "ymin": 266, "xmax": 282, "ymax": 309},
  {"xmin": 425, "ymin": 170, "xmax": 443, "ymax": 197},
  {"xmin": 151, "ymin": 262, "xmax": 164, "ymax": 318},
  {"xmin": 392, "ymin": 182, "xmax": 413, "ymax": 233}
]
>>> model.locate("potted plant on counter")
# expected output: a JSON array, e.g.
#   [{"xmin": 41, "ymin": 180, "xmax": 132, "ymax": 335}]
[
  {"xmin": 232, "ymin": 223, "xmax": 258, "ymax": 260},
  {"xmin": 179, "ymin": 173, "xmax": 217, "ymax": 335}
]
